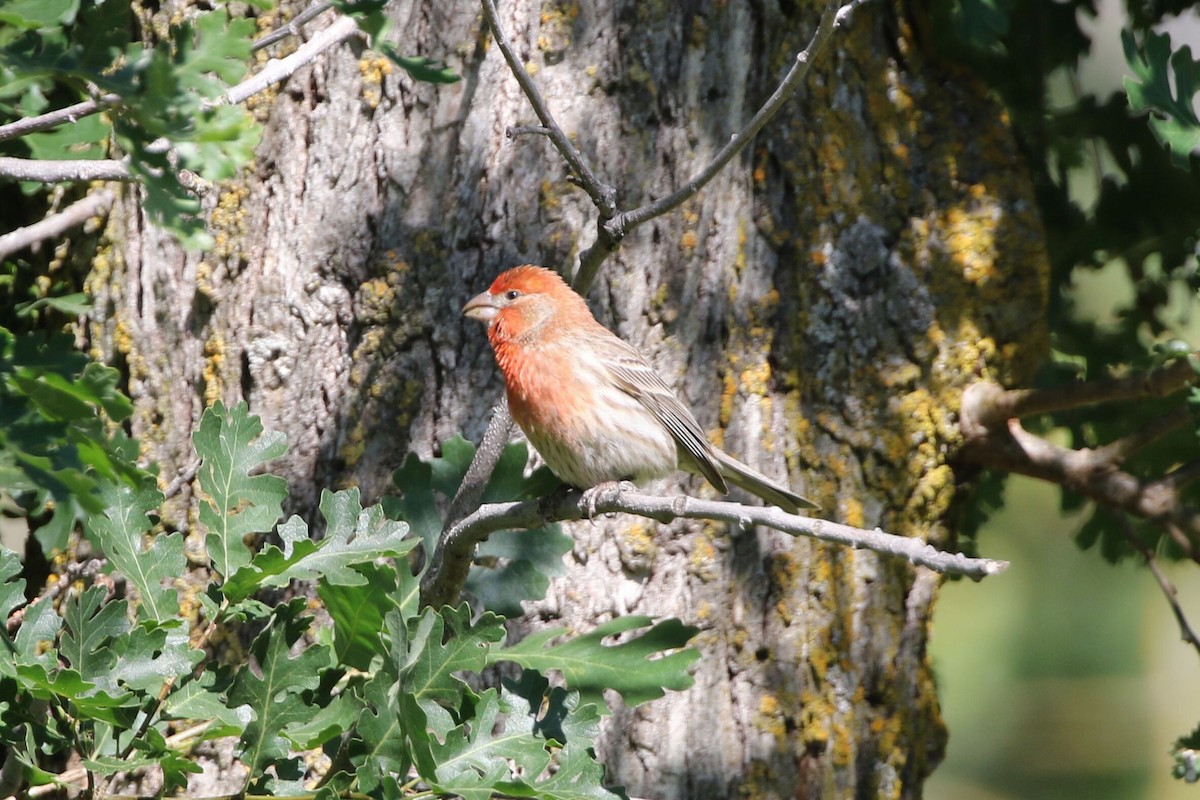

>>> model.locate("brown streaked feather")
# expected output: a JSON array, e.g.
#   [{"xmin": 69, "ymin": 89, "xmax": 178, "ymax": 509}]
[{"xmin": 603, "ymin": 339, "xmax": 729, "ymax": 493}]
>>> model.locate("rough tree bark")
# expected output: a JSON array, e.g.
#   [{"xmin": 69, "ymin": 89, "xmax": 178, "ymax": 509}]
[{"xmin": 85, "ymin": 0, "xmax": 1048, "ymax": 797}]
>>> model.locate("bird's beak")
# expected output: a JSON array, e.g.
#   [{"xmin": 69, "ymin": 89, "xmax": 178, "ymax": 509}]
[{"xmin": 463, "ymin": 291, "xmax": 499, "ymax": 323}]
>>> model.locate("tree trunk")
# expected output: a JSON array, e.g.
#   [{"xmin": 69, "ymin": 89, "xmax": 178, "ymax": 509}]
[{"xmin": 87, "ymin": 0, "xmax": 1048, "ymax": 796}]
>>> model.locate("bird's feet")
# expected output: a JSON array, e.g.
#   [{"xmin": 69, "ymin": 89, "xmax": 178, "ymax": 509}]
[{"xmin": 580, "ymin": 480, "xmax": 636, "ymax": 519}]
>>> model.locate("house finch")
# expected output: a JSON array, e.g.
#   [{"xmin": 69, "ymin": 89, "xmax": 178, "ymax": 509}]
[{"xmin": 463, "ymin": 265, "xmax": 818, "ymax": 513}]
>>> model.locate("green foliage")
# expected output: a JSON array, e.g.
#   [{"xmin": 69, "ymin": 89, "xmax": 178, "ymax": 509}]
[
  {"xmin": 0, "ymin": 0, "xmax": 463, "ymax": 251},
  {"xmin": 0, "ymin": 320, "xmax": 148, "ymax": 553},
  {"xmin": 0, "ymin": 1, "xmax": 262, "ymax": 248},
  {"xmin": 193, "ymin": 400, "xmax": 287, "ymax": 578},
  {"xmin": 86, "ymin": 479, "xmax": 182, "ymax": 622},
  {"xmin": 388, "ymin": 435, "xmax": 570, "ymax": 616},
  {"xmin": 493, "ymin": 616, "xmax": 701, "ymax": 712},
  {"xmin": 1124, "ymin": 29, "xmax": 1200, "ymax": 169},
  {"xmin": 1, "ymin": 404, "xmax": 699, "ymax": 798}
]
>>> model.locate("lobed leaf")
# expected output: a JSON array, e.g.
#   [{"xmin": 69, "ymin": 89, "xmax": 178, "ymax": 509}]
[
  {"xmin": 227, "ymin": 599, "xmax": 332, "ymax": 779},
  {"xmin": 223, "ymin": 487, "xmax": 414, "ymax": 602},
  {"xmin": 317, "ymin": 562, "xmax": 399, "ymax": 670},
  {"xmin": 88, "ymin": 479, "xmax": 184, "ymax": 622},
  {"xmin": 1124, "ymin": 29, "xmax": 1200, "ymax": 169},
  {"xmin": 491, "ymin": 616, "xmax": 700, "ymax": 711},
  {"xmin": 194, "ymin": 400, "xmax": 287, "ymax": 579}
]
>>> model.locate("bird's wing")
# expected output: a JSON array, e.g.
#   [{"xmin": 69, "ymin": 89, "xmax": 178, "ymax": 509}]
[{"xmin": 603, "ymin": 338, "xmax": 729, "ymax": 493}]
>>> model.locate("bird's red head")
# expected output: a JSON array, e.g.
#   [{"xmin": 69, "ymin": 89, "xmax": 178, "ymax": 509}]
[{"xmin": 463, "ymin": 265, "xmax": 590, "ymax": 344}]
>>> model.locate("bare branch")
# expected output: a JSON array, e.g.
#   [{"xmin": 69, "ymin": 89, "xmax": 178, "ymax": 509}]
[
  {"xmin": 619, "ymin": 1, "xmax": 846, "ymax": 229},
  {"xmin": 1116, "ymin": 514, "xmax": 1200, "ymax": 661},
  {"xmin": 0, "ymin": 94, "xmax": 121, "ymax": 145},
  {"xmin": 572, "ymin": 0, "xmax": 874, "ymax": 291},
  {"xmin": 0, "ymin": 156, "xmax": 131, "ymax": 183},
  {"xmin": 506, "ymin": 125, "xmax": 551, "ymax": 138},
  {"xmin": 161, "ymin": 458, "xmax": 202, "ymax": 501},
  {"xmin": 214, "ymin": 15, "xmax": 362, "ymax": 108},
  {"xmin": 420, "ymin": 486, "xmax": 1006, "ymax": 608},
  {"xmin": 251, "ymin": 0, "xmax": 335, "ymax": 52},
  {"xmin": 440, "ymin": 400, "xmax": 516, "ymax": 534},
  {"xmin": 479, "ymin": 0, "xmax": 617, "ymax": 218},
  {"xmin": 0, "ymin": 189, "xmax": 115, "ymax": 261},
  {"xmin": 960, "ymin": 409, "xmax": 1200, "ymax": 557},
  {"xmin": 963, "ymin": 355, "xmax": 1199, "ymax": 429}
]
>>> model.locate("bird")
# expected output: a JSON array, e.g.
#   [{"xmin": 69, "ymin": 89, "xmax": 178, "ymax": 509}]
[{"xmin": 462, "ymin": 265, "xmax": 819, "ymax": 513}]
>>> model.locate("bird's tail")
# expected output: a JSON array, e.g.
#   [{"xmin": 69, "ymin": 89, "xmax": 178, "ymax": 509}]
[{"xmin": 710, "ymin": 449, "xmax": 820, "ymax": 513}]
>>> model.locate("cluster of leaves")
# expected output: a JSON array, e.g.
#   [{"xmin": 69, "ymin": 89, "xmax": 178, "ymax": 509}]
[
  {"xmin": 0, "ymin": 0, "xmax": 461, "ymax": 252},
  {"xmin": 934, "ymin": 0, "xmax": 1200, "ymax": 559},
  {"xmin": 0, "ymin": 0, "xmax": 262, "ymax": 248},
  {"xmin": 0, "ymin": 277, "xmax": 147, "ymax": 554},
  {"xmin": 0, "ymin": 401, "xmax": 699, "ymax": 798}
]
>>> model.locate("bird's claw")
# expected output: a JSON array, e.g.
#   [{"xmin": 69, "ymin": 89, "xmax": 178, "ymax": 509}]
[{"xmin": 580, "ymin": 480, "xmax": 634, "ymax": 519}]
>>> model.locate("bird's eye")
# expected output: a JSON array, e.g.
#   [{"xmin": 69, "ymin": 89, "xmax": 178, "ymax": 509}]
[{"xmin": 505, "ymin": 289, "xmax": 521, "ymax": 301}]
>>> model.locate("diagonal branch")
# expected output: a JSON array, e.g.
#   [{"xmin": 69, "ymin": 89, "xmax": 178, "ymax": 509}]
[
  {"xmin": 251, "ymin": 0, "xmax": 335, "ymax": 52},
  {"xmin": 961, "ymin": 384, "xmax": 1200, "ymax": 560},
  {"xmin": 1115, "ymin": 514, "xmax": 1200, "ymax": 662},
  {"xmin": 0, "ymin": 189, "xmax": 115, "ymax": 261},
  {"xmin": 572, "ymin": 0, "xmax": 873, "ymax": 292},
  {"xmin": 1092, "ymin": 406, "xmax": 1192, "ymax": 464},
  {"xmin": 964, "ymin": 355, "xmax": 1199, "ymax": 429},
  {"xmin": 420, "ymin": 485, "xmax": 1007, "ymax": 608},
  {"xmin": 479, "ymin": 0, "xmax": 617, "ymax": 218},
  {"xmin": 0, "ymin": 94, "xmax": 121, "ymax": 145},
  {"xmin": 214, "ymin": 15, "xmax": 361, "ymax": 108}
]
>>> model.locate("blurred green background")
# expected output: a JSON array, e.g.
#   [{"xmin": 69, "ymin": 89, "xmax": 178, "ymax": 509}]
[
  {"xmin": 927, "ymin": 475, "xmax": 1198, "ymax": 800},
  {"xmin": 927, "ymin": 3, "xmax": 1199, "ymax": 796}
]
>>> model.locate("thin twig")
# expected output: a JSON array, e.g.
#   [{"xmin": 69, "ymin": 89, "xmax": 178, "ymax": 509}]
[
  {"xmin": 214, "ymin": 15, "xmax": 361, "ymax": 108},
  {"xmin": 1092, "ymin": 406, "xmax": 1192, "ymax": 463},
  {"xmin": 0, "ymin": 94, "xmax": 122, "ymax": 144},
  {"xmin": 6, "ymin": 559, "xmax": 108, "ymax": 633},
  {"xmin": 1116, "ymin": 514, "xmax": 1200, "ymax": 661},
  {"xmin": 963, "ymin": 355, "xmax": 1199, "ymax": 429},
  {"xmin": 479, "ymin": 0, "xmax": 617, "ymax": 217},
  {"xmin": 0, "ymin": 156, "xmax": 131, "ymax": 183},
  {"xmin": 572, "ymin": 0, "xmax": 873, "ymax": 291},
  {"xmin": 506, "ymin": 125, "xmax": 550, "ymax": 138},
  {"xmin": 162, "ymin": 458, "xmax": 203, "ymax": 500},
  {"xmin": 21, "ymin": 721, "xmax": 216, "ymax": 800},
  {"xmin": 420, "ymin": 486, "xmax": 1006, "ymax": 608},
  {"xmin": 97, "ymin": 597, "xmax": 230, "ymax": 799},
  {"xmin": 0, "ymin": 189, "xmax": 115, "ymax": 261},
  {"xmin": 619, "ymin": 1, "xmax": 844, "ymax": 228},
  {"xmin": 251, "ymin": 0, "xmax": 335, "ymax": 52}
]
